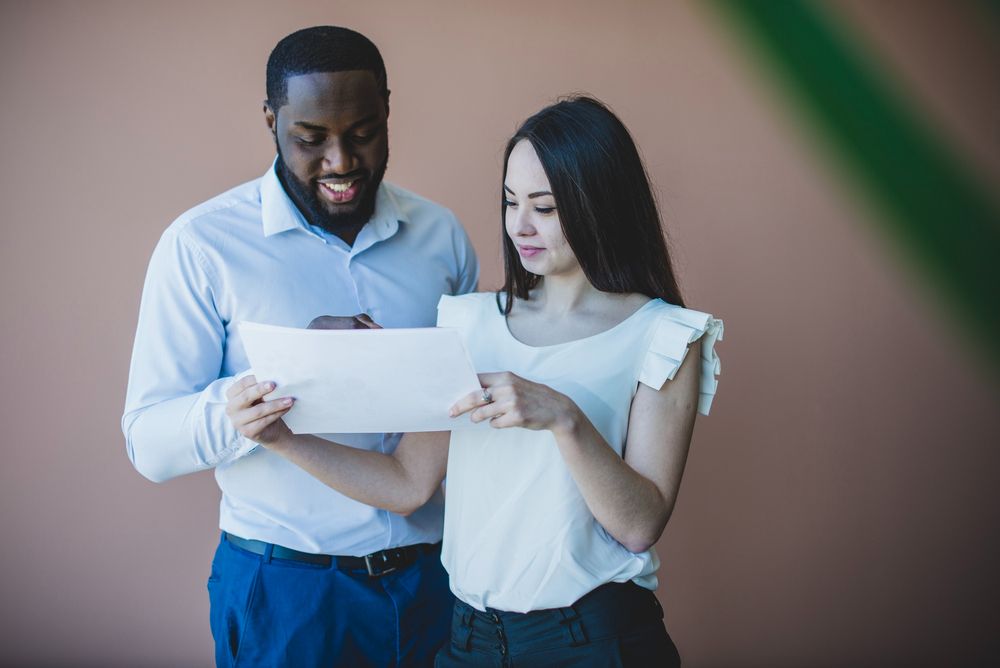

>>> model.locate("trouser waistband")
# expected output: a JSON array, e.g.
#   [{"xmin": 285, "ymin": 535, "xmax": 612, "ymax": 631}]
[
  {"xmin": 452, "ymin": 581, "xmax": 665, "ymax": 656},
  {"xmin": 223, "ymin": 532, "xmax": 439, "ymax": 577}
]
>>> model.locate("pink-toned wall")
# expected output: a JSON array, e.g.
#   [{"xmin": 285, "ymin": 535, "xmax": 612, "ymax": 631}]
[{"xmin": 1, "ymin": 1, "xmax": 997, "ymax": 666}]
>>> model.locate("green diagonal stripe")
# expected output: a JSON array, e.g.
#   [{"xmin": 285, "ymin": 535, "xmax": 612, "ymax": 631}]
[
  {"xmin": 980, "ymin": 0, "xmax": 1000, "ymax": 25},
  {"xmin": 708, "ymin": 0, "xmax": 1000, "ymax": 373}
]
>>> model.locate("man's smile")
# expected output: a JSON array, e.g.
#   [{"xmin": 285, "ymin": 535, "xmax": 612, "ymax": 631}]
[{"xmin": 318, "ymin": 178, "xmax": 362, "ymax": 203}]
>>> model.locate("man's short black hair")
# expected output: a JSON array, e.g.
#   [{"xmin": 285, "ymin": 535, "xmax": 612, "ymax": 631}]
[{"xmin": 266, "ymin": 26, "xmax": 388, "ymax": 111}]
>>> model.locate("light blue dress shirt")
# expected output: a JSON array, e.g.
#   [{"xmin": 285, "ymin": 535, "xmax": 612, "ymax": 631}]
[{"xmin": 123, "ymin": 163, "xmax": 478, "ymax": 555}]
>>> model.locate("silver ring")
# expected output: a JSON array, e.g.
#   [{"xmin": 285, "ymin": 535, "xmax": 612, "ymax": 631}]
[{"xmin": 481, "ymin": 388, "xmax": 493, "ymax": 404}]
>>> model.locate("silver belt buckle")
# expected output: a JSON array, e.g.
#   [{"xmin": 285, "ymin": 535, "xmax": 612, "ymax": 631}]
[{"xmin": 364, "ymin": 552, "xmax": 397, "ymax": 577}]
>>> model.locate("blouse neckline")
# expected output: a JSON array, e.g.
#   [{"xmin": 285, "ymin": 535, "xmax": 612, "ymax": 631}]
[{"xmin": 499, "ymin": 296, "xmax": 659, "ymax": 350}]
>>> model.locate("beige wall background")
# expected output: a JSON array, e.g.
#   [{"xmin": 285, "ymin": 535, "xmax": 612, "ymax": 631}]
[{"xmin": 1, "ymin": 1, "xmax": 997, "ymax": 666}]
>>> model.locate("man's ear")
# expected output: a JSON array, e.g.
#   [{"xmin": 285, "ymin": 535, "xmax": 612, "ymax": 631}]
[
  {"xmin": 264, "ymin": 102, "xmax": 277, "ymax": 137},
  {"xmin": 383, "ymin": 89, "xmax": 390, "ymax": 119}
]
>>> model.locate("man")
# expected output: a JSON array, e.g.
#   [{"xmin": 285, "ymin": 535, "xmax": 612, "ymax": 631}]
[{"xmin": 123, "ymin": 26, "xmax": 478, "ymax": 667}]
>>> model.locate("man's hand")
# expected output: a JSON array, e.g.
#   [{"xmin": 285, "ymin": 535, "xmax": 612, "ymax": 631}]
[
  {"xmin": 226, "ymin": 374, "xmax": 294, "ymax": 447},
  {"xmin": 227, "ymin": 316, "xmax": 380, "ymax": 447},
  {"xmin": 307, "ymin": 313, "xmax": 383, "ymax": 330}
]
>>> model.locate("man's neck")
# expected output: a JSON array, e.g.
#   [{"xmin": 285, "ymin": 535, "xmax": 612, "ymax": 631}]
[{"xmin": 335, "ymin": 225, "xmax": 363, "ymax": 247}]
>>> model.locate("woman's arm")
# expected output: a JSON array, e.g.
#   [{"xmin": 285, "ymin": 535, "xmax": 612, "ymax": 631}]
[
  {"xmin": 227, "ymin": 375, "xmax": 450, "ymax": 516},
  {"xmin": 451, "ymin": 339, "xmax": 701, "ymax": 553},
  {"xmin": 555, "ymin": 338, "xmax": 699, "ymax": 552}
]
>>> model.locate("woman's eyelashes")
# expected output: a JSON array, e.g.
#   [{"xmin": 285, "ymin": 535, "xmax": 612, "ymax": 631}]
[{"xmin": 503, "ymin": 198, "xmax": 557, "ymax": 215}]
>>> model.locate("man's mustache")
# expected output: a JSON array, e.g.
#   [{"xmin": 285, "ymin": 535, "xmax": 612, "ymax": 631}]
[{"xmin": 314, "ymin": 170, "xmax": 367, "ymax": 182}]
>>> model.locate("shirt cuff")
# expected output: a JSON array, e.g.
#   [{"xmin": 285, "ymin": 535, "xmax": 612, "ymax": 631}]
[
  {"xmin": 232, "ymin": 435, "xmax": 260, "ymax": 459},
  {"xmin": 222, "ymin": 370, "xmax": 260, "ymax": 461}
]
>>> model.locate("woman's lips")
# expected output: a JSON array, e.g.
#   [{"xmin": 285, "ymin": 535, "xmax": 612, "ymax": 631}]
[
  {"xmin": 318, "ymin": 179, "xmax": 362, "ymax": 204},
  {"xmin": 517, "ymin": 245, "xmax": 544, "ymax": 258}
]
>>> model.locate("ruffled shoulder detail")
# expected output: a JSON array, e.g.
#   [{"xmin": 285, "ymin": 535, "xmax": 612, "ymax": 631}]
[
  {"xmin": 638, "ymin": 302, "xmax": 724, "ymax": 415},
  {"xmin": 437, "ymin": 292, "xmax": 493, "ymax": 332}
]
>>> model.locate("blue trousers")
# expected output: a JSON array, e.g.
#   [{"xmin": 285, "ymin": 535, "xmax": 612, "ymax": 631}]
[
  {"xmin": 208, "ymin": 534, "xmax": 453, "ymax": 667},
  {"xmin": 434, "ymin": 582, "xmax": 679, "ymax": 667}
]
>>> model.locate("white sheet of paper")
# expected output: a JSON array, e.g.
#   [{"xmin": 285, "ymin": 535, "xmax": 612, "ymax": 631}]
[{"xmin": 239, "ymin": 321, "xmax": 484, "ymax": 433}]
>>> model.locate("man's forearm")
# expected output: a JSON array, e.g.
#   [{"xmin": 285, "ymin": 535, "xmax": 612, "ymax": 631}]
[{"xmin": 124, "ymin": 376, "xmax": 251, "ymax": 482}]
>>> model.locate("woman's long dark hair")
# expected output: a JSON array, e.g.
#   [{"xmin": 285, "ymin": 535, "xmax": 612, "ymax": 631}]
[{"xmin": 499, "ymin": 96, "xmax": 685, "ymax": 313}]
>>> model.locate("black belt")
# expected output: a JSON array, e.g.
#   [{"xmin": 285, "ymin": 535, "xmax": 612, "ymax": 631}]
[{"xmin": 223, "ymin": 532, "xmax": 437, "ymax": 577}]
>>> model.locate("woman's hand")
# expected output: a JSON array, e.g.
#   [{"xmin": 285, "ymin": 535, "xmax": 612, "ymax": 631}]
[
  {"xmin": 226, "ymin": 374, "xmax": 294, "ymax": 447},
  {"xmin": 449, "ymin": 372, "xmax": 581, "ymax": 434}
]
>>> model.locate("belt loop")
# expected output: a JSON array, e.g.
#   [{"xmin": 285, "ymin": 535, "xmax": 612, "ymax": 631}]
[
  {"xmin": 262, "ymin": 542, "xmax": 274, "ymax": 564},
  {"xmin": 558, "ymin": 605, "xmax": 588, "ymax": 647},
  {"xmin": 458, "ymin": 606, "xmax": 474, "ymax": 651}
]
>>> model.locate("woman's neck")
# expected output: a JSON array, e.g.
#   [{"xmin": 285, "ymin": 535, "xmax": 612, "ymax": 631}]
[{"xmin": 531, "ymin": 272, "xmax": 604, "ymax": 316}]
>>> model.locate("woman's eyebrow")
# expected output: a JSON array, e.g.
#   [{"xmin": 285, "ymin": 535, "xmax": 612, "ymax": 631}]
[{"xmin": 503, "ymin": 185, "xmax": 553, "ymax": 198}]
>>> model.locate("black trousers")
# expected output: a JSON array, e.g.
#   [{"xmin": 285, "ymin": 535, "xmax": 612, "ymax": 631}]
[{"xmin": 434, "ymin": 582, "xmax": 681, "ymax": 667}]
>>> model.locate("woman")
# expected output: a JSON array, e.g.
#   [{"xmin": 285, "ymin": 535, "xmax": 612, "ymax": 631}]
[{"xmin": 227, "ymin": 96, "xmax": 723, "ymax": 666}]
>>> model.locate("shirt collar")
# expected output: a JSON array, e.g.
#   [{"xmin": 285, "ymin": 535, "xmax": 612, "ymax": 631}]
[{"xmin": 259, "ymin": 159, "xmax": 406, "ymax": 243}]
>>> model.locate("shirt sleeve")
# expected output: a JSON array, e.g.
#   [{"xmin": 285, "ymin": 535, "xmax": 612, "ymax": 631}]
[
  {"xmin": 638, "ymin": 306, "xmax": 724, "ymax": 416},
  {"xmin": 121, "ymin": 224, "xmax": 256, "ymax": 483},
  {"xmin": 450, "ymin": 213, "xmax": 479, "ymax": 295},
  {"xmin": 436, "ymin": 293, "xmax": 475, "ymax": 330}
]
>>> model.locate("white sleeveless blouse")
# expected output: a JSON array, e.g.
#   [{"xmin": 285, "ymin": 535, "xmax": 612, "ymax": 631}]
[{"xmin": 437, "ymin": 292, "xmax": 723, "ymax": 613}]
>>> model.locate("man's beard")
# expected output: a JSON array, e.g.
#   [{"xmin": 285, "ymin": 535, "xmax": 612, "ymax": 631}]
[{"xmin": 275, "ymin": 145, "xmax": 388, "ymax": 236}]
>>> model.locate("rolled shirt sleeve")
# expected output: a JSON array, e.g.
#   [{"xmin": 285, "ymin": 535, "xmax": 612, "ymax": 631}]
[{"xmin": 122, "ymin": 225, "xmax": 255, "ymax": 483}]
